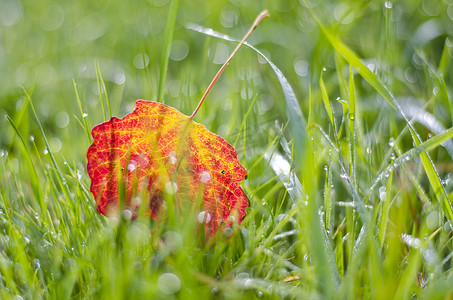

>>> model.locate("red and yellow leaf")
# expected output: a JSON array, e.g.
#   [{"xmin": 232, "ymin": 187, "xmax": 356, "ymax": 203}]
[{"xmin": 87, "ymin": 100, "xmax": 248, "ymax": 235}]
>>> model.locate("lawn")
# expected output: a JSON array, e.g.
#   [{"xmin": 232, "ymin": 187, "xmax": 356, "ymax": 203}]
[{"xmin": 1, "ymin": 0, "xmax": 453, "ymax": 298}]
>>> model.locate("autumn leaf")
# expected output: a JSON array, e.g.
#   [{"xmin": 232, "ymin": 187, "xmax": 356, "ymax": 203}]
[
  {"xmin": 87, "ymin": 100, "xmax": 249, "ymax": 234},
  {"xmin": 86, "ymin": 10, "xmax": 269, "ymax": 236}
]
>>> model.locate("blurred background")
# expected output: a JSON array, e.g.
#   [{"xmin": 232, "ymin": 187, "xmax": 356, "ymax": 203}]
[
  {"xmin": 1, "ymin": 1, "xmax": 453, "ymax": 298},
  {"xmin": 1, "ymin": 0, "xmax": 452, "ymax": 165}
]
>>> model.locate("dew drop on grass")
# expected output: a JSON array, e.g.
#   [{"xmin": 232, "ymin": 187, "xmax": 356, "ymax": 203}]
[
  {"xmin": 33, "ymin": 258, "xmax": 41, "ymax": 270},
  {"xmin": 433, "ymin": 86, "xmax": 440, "ymax": 95},
  {"xmin": 168, "ymin": 151, "xmax": 177, "ymax": 165},
  {"xmin": 388, "ymin": 137, "xmax": 394, "ymax": 147},
  {"xmin": 157, "ymin": 273, "xmax": 181, "ymax": 295},
  {"xmin": 127, "ymin": 162, "xmax": 136, "ymax": 172},
  {"xmin": 379, "ymin": 186, "xmax": 387, "ymax": 201},
  {"xmin": 384, "ymin": 1, "xmax": 393, "ymax": 9},
  {"xmin": 121, "ymin": 209, "xmax": 132, "ymax": 221},
  {"xmin": 29, "ymin": 135, "xmax": 34, "ymax": 142},
  {"xmin": 197, "ymin": 211, "xmax": 212, "ymax": 224},
  {"xmin": 165, "ymin": 182, "xmax": 178, "ymax": 194},
  {"xmin": 199, "ymin": 171, "xmax": 211, "ymax": 183},
  {"xmin": 229, "ymin": 215, "xmax": 236, "ymax": 223}
]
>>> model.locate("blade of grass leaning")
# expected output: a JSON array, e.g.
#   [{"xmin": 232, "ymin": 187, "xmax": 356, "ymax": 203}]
[
  {"xmin": 73, "ymin": 79, "xmax": 92, "ymax": 144},
  {"xmin": 157, "ymin": 0, "xmax": 179, "ymax": 102},
  {"xmin": 377, "ymin": 170, "xmax": 392, "ymax": 247},
  {"xmin": 324, "ymin": 153, "xmax": 333, "ymax": 231},
  {"xmin": 348, "ymin": 65, "xmax": 357, "ymax": 188},
  {"xmin": 438, "ymin": 38, "xmax": 451, "ymax": 78},
  {"xmin": 94, "ymin": 61, "xmax": 112, "ymax": 120},
  {"xmin": 186, "ymin": 22, "xmax": 308, "ymax": 165},
  {"xmin": 94, "ymin": 61, "xmax": 107, "ymax": 121},
  {"xmin": 319, "ymin": 72, "xmax": 336, "ymax": 134}
]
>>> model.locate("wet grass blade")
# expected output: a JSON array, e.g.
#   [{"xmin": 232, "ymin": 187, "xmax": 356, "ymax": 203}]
[
  {"xmin": 73, "ymin": 79, "xmax": 92, "ymax": 144},
  {"xmin": 348, "ymin": 66, "xmax": 357, "ymax": 188},
  {"xmin": 319, "ymin": 72, "xmax": 336, "ymax": 133},
  {"xmin": 22, "ymin": 86, "xmax": 74, "ymax": 211}
]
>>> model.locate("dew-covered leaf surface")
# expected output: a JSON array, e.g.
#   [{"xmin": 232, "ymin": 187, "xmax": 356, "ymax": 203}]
[{"xmin": 87, "ymin": 100, "xmax": 248, "ymax": 235}]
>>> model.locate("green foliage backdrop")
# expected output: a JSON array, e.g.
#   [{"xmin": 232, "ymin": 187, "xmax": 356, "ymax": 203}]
[{"xmin": 1, "ymin": 0, "xmax": 453, "ymax": 298}]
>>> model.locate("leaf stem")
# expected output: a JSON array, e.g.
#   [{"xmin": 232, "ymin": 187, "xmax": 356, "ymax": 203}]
[{"xmin": 189, "ymin": 9, "xmax": 270, "ymax": 119}]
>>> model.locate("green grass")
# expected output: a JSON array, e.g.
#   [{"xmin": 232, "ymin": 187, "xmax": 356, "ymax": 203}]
[{"xmin": 2, "ymin": 0, "xmax": 453, "ymax": 298}]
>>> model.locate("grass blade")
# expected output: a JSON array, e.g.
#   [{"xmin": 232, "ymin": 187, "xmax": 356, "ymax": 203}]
[{"xmin": 157, "ymin": 0, "xmax": 179, "ymax": 102}]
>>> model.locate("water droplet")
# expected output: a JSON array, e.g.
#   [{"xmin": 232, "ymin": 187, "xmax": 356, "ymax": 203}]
[
  {"xmin": 211, "ymin": 287, "xmax": 219, "ymax": 295},
  {"xmin": 349, "ymin": 113, "xmax": 355, "ymax": 120},
  {"xmin": 33, "ymin": 258, "xmax": 41, "ymax": 270},
  {"xmin": 433, "ymin": 86, "xmax": 440, "ymax": 95},
  {"xmin": 384, "ymin": 1, "xmax": 392, "ymax": 9},
  {"xmin": 340, "ymin": 173, "xmax": 348, "ymax": 179},
  {"xmin": 133, "ymin": 53, "xmax": 150, "ymax": 69},
  {"xmin": 324, "ymin": 165, "xmax": 328, "ymax": 171},
  {"xmin": 389, "ymin": 137, "xmax": 394, "ymax": 147},
  {"xmin": 197, "ymin": 211, "xmax": 212, "ymax": 224},
  {"xmin": 168, "ymin": 151, "xmax": 177, "ymax": 165},
  {"xmin": 43, "ymin": 147, "xmax": 49, "ymax": 155},
  {"xmin": 229, "ymin": 215, "xmax": 236, "ymax": 223},
  {"xmin": 199, "ymin": 171, "xmax": 211, "ymax": 183},
  {"xmin": 121, "ymin": 209, "xmax": 132, "ymax": 221},
  {"xmin": 223, "ymin": 227, "xmax": 233, "ymax": 236},
  {"xmin": 82, "ymin": 112, "xmax": 88, "ymax": 118},
  {"xmin": 29, "ymin": 135, "xmax": 35, "ymax": 142},
  {"xmin": 127, "ymin": 162, "xmax": 136, "ymax": 172},
  {"xmin": 257, "ymin": 291, "xmax": 264, "ymax": 297},
  {"xmin": 322, "ymin": 67, "xmax": 327, "ymax": 71},
  {"xmin": 165, "ymin": 182, "xmax": 178, "ymax": 195},
  {"xmin": 379, "ymin": 186, "xmax": 387, "ymax": 201},
  {"xmin": 366, "ymin": 147, "xmax": 372, "ymax": 154},
  {"xmin": 244, "ymin": 278, "xmax": 254, "ymax": 288},
  {"xmin": 157, "ymin": 273, "xmax": 181, "ymax": 295}
]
